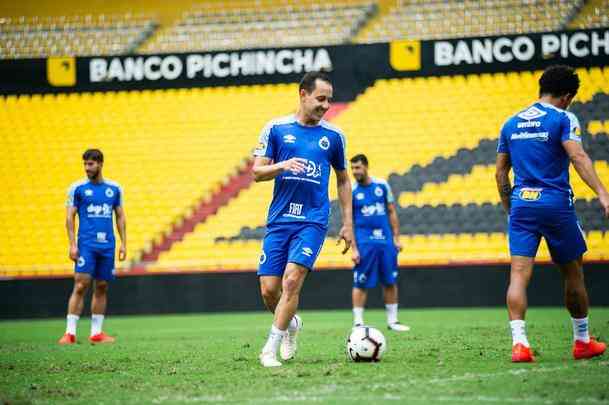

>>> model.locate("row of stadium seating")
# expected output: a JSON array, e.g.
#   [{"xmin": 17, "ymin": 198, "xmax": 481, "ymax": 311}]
[
  {"xmin": 0, "ymin": 84, "xmax": 299, "ymax": 276},
  {"xmin": 0, "ymin": 14, "xmax": 155, "ymax": 59},
  {"xmin": 141, "ymin": 1, "xmax": 375, "ymax": 53},
  {"xmin": 1, "ymin": 67, "xmax": 608, "ymax": 276},
  {"xmin": 2, "ymin": 0, "xmax": 609, "ymax": 58},
  {"xmin": 148, "ymin": 67, "xmax": 609, "ymax": 272},
  {"xmin": 356, "ymin": 0, "xmax": 582, "ymax": 43}
]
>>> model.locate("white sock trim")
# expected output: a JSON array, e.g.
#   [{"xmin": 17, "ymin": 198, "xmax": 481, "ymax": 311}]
[
  {"xmin": 262, "ymin": 324, "xmax": 287, "ymax": 355},
  {"xmin": 91, "ymin": 314, "xmax": 104, "ymax": 336},
  {"xmin": 353, "ymin": 307, "xmax": 364, "ymax": 325},
  {"xmin": 571, "ymin": 316, "xmax": 590, "ymax": 343},
  {"xmin": 386, "ymin": 303, "xmax": 398, "ymax": 325},
  {"xmin": 509, "ymin": 319, "xmax": 530, "ymax": 347},
  {"xmin": 66, "ymin": 314, "xmax": 79, "ymax": 335}
]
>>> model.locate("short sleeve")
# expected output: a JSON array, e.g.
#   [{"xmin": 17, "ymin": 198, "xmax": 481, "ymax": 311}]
[
  {"xmin": 253, "ymin": 122, "xmax": 275, "ymax": 160},
  {"xmin": 114, "ymin": 186, "xmax": 123, "ymax": 208},
  {"xmin": 497, "ymin": 122, "xmax": 509, "ymax": 154},
  {"xmin": 330, "ymin": 131, "xmax": 347, "ymax": 171},
  {"xmin": 384, "ymin": 181, "xmax": 395, "ymax": 204},
  {"xmin": 561, "ymin": 112, "xmax": 582, "ymax": 143},
  {"xmin": 66, "ymin": 184, "xmax": 80, "ymax": 207}
]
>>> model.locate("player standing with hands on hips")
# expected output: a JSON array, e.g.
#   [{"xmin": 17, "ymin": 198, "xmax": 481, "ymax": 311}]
[
  {"xmin": 59, "ymin": 149, "xmax": 127, "ymax": 345},
  {"xmin": 253, "ymin": 72, "xmax": 356, "ymax": 367}
]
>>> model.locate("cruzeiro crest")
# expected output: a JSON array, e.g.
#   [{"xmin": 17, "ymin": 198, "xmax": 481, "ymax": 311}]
[{"xmin": 318, "ymin": 136, "xmax": 330, "ymax": 150}]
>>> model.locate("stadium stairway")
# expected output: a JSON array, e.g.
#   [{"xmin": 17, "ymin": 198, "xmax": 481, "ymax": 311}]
[{"xmin": 136, "ymin": 102, "xmax": 350, "ymax": 269}]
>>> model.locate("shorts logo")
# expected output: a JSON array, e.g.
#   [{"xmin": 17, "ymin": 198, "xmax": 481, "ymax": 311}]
[
  {"xmin": 111, "ymin": 268, "xmax": 116, "ymax": 276},
  {"xmin": 85, "ymin": 189, "xmax": 93, "ymax": 196},
  {"xmin": 318, "ymin": 136, "xmax": 330, "ymax": 150},
  {"xmin": 302, "ymin": 247, "xmax": 313, "ymax": 257},
  {"xmin": 392, "ymin": 271, "xmax": 398, "ymax": 279},
  {"xmin": 519, "ymin": 188, "xmax": 542, "ymax": 201},
  {"xmin": 259, "ymin": 252, "xmax": 267, "ymax": 264},
  {"xmin": 358, "ymin": 273, "xmax": 367, "ymax": 283},
  {"xmin": 356, "ymin": 192, "xmax": 364, "ymax": 200},
  {"xmin": 105, "ymin": 188, "xmax": 114, "ymax": 198},
  {"xmin": 283, "ymin": 134, "xmax": 296, "ymax": 144},
  {"xmin": 374, "ymin": 186, "xmax": 383, "ymax": 197},
  {"xmin": 77, "ymin": 256, "xmax": 85, "ymax": 267}
]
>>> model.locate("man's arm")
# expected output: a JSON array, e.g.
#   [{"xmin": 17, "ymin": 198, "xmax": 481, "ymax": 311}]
[
  {"xmin": 387, "ymin": 203, "xmax": 403, "ymax": 252},
  {"xmin": 335, "ymin": 169, "xmax": 355, "ymax": 254},
  {"xmin": 563, "ymin": 140, "xmax": 609, "ymax": 217},
  {"xmin": 495, "ymin": 152, "xmax": 512, "ymax": 214},
  {"xmin": 66, "ymin": 206, "xmax": 79, "ymax": 262},
  {"xmin": 252, "ymin": 156, "xmax": 307, "ymax": 182},
  {"xmin": 115, "ymin": 206, "xmax": 127, "ymax": 261}
]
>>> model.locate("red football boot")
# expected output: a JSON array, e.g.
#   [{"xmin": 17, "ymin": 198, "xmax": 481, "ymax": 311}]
[
  {"xmin": 89, "ymin": 332, "xmax": 116, "ymax": 344},
  {"xmin": 573, "ymin": 338, "xmax": 606, "ymax": 360},
  {"xmin": 512, "ymin": 343, "xmax": 535, "ymax": 362},
  {"xmin": 58, "ymin": 333, "xmax": 76, "ymax": 345}
]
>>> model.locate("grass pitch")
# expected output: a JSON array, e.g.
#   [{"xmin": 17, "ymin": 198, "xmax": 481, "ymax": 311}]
[{"xmin": 1, "ymin": 308, "xmax": 608, "ymax": 404}]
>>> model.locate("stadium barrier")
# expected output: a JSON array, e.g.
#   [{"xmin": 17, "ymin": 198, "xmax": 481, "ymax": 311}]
[
  {"xmin": 1, "ymin": 263, "xmax": 608, "ymax": 319},
  {"xmin": 1, "ymin": 28, "xmax": 607, "ymax": 101}
]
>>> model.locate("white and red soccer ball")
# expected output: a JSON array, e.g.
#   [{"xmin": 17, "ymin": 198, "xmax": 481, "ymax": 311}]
[{"xmin": 346, "ymin": 326, "xmax": 386, "ymax": 362}]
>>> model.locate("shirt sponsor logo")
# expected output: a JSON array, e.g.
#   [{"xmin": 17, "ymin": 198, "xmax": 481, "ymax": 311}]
[
  {"xmin": 96, "ymin": 232, "xmax": 107, "ymax": 243},
  {"xmin": 371, "ymin": 229, "xmax": 386, "ymax": 240},
  {"xmin": 511, "ymin": 131, "xmax": 549, "ymax": 141},
  {"xmin": 361, "ymin": 202, "xmax": 386, "ymax": 216},
  {"xmin": 87, "ymin": 203, "xmax": 112, "ymax": 218},
  {"xmin": 519, "ymin": 187, "xmax": 543, "ymax": 201},
  {"xmin": 318, "ymin": 136, "xmax": 330, "ymax": 150}
]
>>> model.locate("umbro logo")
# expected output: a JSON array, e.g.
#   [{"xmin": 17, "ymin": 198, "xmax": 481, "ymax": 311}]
[
  {"xmin": 302, "ymin": 247, "xmax": 313, "ymax": 257},
  {"xmin": 517, "ymin": 106, "xmax": 546, "ymax": 121},
  {"xmin": 283, "ymin": 134, "xmax": 296, "ymax": 144}
]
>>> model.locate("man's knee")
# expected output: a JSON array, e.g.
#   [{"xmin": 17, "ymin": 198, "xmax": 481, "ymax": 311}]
[
  {"xmin": 94, "ymin": 281, "xmax": 108, "ymax": 296},
  {"xmin": 282, "ymin": 268, "xmax": 306, "ymax": 297},
  {"xmin": 260, "ymin": 283, "xmax": 280, "ymax": 303},
  {"xmin": 73, "ymin": 278, "xmax": 91, "ymax": 295}
]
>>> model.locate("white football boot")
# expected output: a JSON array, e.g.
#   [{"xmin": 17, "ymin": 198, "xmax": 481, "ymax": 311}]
[
  {"xmin": 280, "ymin": 315, "xmax": 302, "ymax": 361},
  {"xmin": 259, "ymin": 350, "xmax": 282, "ymax": 368},
  {"xmin": 388, "ymin": 322, "xmax": 411, "ymax": 332}
]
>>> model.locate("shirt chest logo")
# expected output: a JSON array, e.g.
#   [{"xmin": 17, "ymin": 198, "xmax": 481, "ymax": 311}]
[
  {"xmin": 318, "ymin": 136, "xmax": 330, "ymax": 150},
  {"xmin": 374, "ymin": 186, "xmax": 384, "ymax": 197},
  {"xmin": 283, "ymin": 134, "xmax": 296, "ymax": 144},
  {"xmin": 105, "ymin": 188, "xmax": 114, "ymax": 198},
  {"xmin": 356, "ymin": 192, "xmax": 365, "ymax": 200},
  {"xmin": 84, "ymin": 189, "xmax": 93, "ymax": 197}
]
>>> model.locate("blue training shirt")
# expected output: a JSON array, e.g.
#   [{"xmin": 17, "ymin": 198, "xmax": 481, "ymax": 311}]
[
  {"xmin": 498, "ymin": 102, "xmax": 582, "ymax": 208},
  {"xmin": 66, "ymin": 179, "xmax": 123, "ymax": 249},
  {"xmin": 352, "ymin": 177, "xmax": 395, "ymax": 245},
  {"xmin": 254, "ymin": 114, "xmax": 347, "ymax": 227}
]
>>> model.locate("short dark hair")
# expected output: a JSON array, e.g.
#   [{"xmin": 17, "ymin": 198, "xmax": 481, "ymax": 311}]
[
  {"xmin": 299, "ymin": 71, "xmax": 332, "ymax": 94},
  {"xmin": 539, "ymin": 65, "xmax": 580, "ymax": 98},
  {"xmin": 82, "ymin": 149, "xmax": 104, "ymax": 163},
  {"xmin": 350, "ymin": 154, "xmax": 368, "ymax": 166}
]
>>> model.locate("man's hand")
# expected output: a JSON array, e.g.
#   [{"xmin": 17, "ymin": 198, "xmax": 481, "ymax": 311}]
[
  {"xmin": 599, "ymin": 191, "xmax": 609, "ymax": 218},
  {"xmin": 119, "ymin": 244, "xmax": 127, "ymax": 261},
  {"xmin": 69, "ymin": 244, "xmax": 79, "ymax": 262},
  {"xmin": 281, "ymin": 157, "xmax": 308, "ymax": 175},
  {"xmin": 393, "ymin": 236, "xmax": 403, "ymax": 252},
  {"xmin": 351, "ymin": 247, "xmax": 360, "ymax": 265},
  {"xmin": 337, "ymin": 224, "xmax": 354, "ymax": 254}
]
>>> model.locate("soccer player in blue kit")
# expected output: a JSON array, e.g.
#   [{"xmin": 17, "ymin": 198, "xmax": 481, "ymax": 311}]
[
  {"xmin": 349, "ymin": 154, "xmax": 410, "ymax": 332},
  {"xmin": 59, "ymin": 149, "xmax": 127, "ymax": 345},
  {"xmin": 496, "ymin": 65, "xmax": 609, "ymax": 362},
  {"xmin": 253, "ymin": 72, "xmax": 356, "ymax": 367}
]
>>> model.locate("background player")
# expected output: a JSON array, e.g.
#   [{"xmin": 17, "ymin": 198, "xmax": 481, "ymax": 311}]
[
  {"xmin": 59, "ymin": 149, "xmax": 127, "ymax": 344},
  {"xmin": 350, "ymin": 154, "xmax": 409, "ymax": 332},
  {"xmin": 252, "ymin": 72, "xmax": 356, "ymax": 367},
  {"xmin": 496, "ymin": 65, "xmax": 609, "ymax": 362}
]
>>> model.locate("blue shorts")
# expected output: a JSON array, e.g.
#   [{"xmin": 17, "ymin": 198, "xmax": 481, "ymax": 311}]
[
  {"xmin": 509, "ymin": 205, "xmax": 587, "ymax": 264},
  {"xmin": 353, "ymin": 243, "xmax": 398, "ymax": 289},
  {"xmin": 258, "ymin": 223, "xmax": 327, "ymax": 276},
  {"xmin": 75, "ymin": 245, "xmax": 116, "ymax": 281}
]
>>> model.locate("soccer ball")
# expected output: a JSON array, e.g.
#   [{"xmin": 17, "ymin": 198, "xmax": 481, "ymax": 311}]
[{"xmin": 346, "ymin": 326, "xmax": 386, "ymax": 362}]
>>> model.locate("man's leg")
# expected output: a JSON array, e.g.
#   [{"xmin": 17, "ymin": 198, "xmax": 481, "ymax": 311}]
[
  {"xmin": 260, "ymin": 263, "xmax": 307, "ymax": 366},
  {"xmin": 90, "ymin": 280, "xmax": 109, "ymax": 338},
  {"xmin": 259, "ymin": 276, "xmax": 282, "ymax": 313},
  {"xmin": 558, "ymin": 257, "xmax": 606, "ymax": 359},
  {"xmin": 352, "ymin": 287, "xmax": 367, "ymax": 326},
  {"xmin": 62, "ymin": 273, "xmax": 91, "ymax": 342},
  {"xmin": 507, "ymin": 255, "xmax": 535, "ymax": 361}
]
